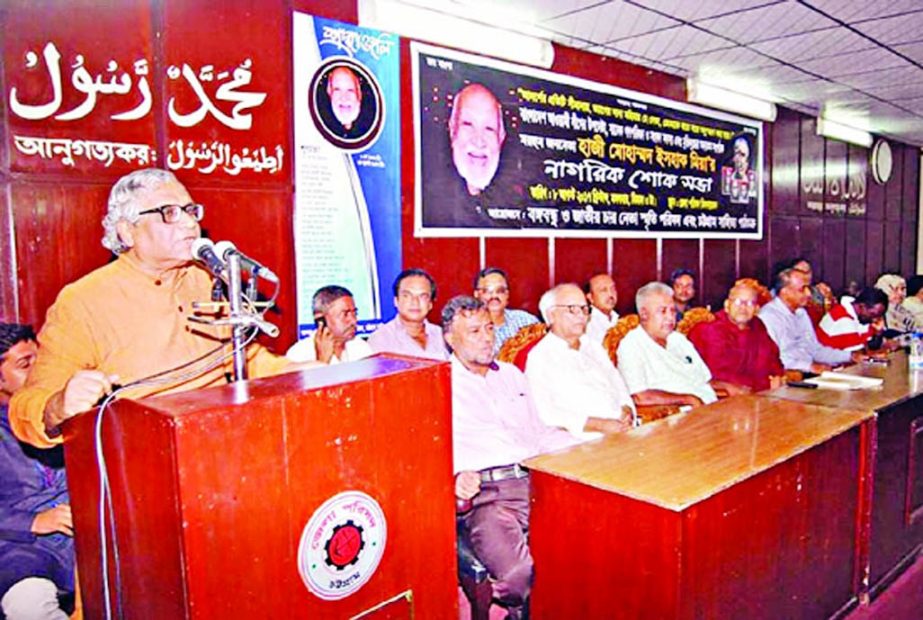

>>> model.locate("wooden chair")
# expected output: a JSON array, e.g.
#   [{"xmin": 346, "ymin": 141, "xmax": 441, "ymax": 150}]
[
  {"xmin": 677, "ymin": 307, "xmax": 716, "ymax": 335},
  {"xmin": 602, "ymin": 315, "xmax": 682, "ymax": 423},
  {"xmin": 497, "ymin": 322, "xmax": 548, "ymax": 371},
  {"xmin": 603, "ymin": 314, "xmax": 640, "ymax": 366}
]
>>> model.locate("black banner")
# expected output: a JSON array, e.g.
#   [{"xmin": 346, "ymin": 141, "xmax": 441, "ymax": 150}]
[{"xmin": 412, "ymin": 44, "xmax": 764, "ymax": 239}]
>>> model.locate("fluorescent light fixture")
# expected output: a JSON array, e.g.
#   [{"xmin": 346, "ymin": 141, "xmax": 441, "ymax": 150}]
[
  {"xmin": 358, "ymin": 0, "xmax": 555, "ymax": 68},
  {"xmin": 816, "ymin": 117, "xmax": 873, "ymax": 148},
  {"xmin": 686, "ymin": 78, "xmax": 777, "ymax": 122}
]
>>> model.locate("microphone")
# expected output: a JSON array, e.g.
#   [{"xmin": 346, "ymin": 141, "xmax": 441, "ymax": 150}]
[
  {"xmin": 214, "ymin": 241, "xmax": 279, "ymax": 283},
  {"xmin": 191, "ymin": 238, "xmax": 227, "ymax": 281}
]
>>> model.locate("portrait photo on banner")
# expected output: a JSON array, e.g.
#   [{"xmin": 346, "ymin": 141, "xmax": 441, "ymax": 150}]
[
  {"xmin": 416, "ymin": 55, "xmax": 525, "ymax": 231},
  {"xmin": 309, "ymin": 57, "xmax": 385, "ymax": 151}
]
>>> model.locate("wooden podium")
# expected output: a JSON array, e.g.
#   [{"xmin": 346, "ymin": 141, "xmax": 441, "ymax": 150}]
[{"xmin": 62, "ymin": 355, "xmax": 457, "ymax": 619}]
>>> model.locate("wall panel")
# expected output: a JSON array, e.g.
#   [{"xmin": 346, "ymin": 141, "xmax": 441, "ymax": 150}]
[
  {"xmin": 844, "ymin": 219, "xmax": 866, "ymax": 290},
  {"xmin": 865, "ymin": 221, "xmax": 885, "ymax": 285},
  {"xmin": 702, "ymin": 240, "xmax": 737, "ymax": 310},
  {"xmin": 554, "ymin": 238, "xmax": 607, "ymax": 289},
  {"xmin": 613, "ymin": 239, "xmax": 657, "ymax": 315},
  {"xmin": 770, "ymin": 108, "xmax": 800, "ymax": 215},
  {"xmin": 822, "ymin": 218, "xmax": 846, "ymax": 292},
  {"xmin": 11, "ymin": 181, "xmax": 111, "ymax": 326}
]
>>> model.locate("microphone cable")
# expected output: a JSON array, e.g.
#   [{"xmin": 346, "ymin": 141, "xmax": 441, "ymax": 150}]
[{"xmin": 93, "ymin": 326, "xmax": 260, "ymax": 619}]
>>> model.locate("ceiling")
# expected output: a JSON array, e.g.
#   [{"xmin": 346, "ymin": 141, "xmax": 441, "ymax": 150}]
[{"xmin": 460, "ymin": 0, "xmax": 923, "ymax": 146}]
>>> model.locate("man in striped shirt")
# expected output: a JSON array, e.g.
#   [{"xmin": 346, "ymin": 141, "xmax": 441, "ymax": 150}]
[{"xmin": 817, "ymin": 288, "xmax": 888, "ymax": 351}]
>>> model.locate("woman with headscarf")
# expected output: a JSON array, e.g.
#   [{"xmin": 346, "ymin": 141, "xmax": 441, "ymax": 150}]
[{"xmin": 875, "ymin": 273, "xmax": 916, "ymax": 333}]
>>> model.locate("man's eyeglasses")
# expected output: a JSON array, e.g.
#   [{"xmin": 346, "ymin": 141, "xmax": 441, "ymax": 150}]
[
  {"xmin": 553, "ymin": 304, "xmax": 591, "ymax": 316},
  {"xmin": 477, "ymin": 286, "xmax": 509, "ymax": 296},
  {"xmin": 138, "ymin": 203, "xmax": 204, "ymax": 224}
]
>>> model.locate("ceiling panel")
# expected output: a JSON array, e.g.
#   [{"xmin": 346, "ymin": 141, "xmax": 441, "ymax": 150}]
[
  {"xmin": 696, "ymin": 1, "xmax": 836, "ymax": 44},
  {"xmin": 794, "ymin": 47, "xmax": 911, "ymax": 76},
  {"xmin": 894, "ymin": 40, "xmax": 923, "ymax": 64},
  {"xmin": 610, "ymin": 24, "xmax": 731, "ymax": 60},
  {"xmin": 835, "ymin": 65, "xmax": 923, "ymax": 91},
  {"xmin": 749, "ymin": 27, "xmax": 876, "ymax": 63},
  {"xmin": 851, "ymin": 10, "xmax": 923, "ymax": 45},
  {"xmin": 629, "ymin": 0, "xmax": 783, "ymax": 23},
  {"xmin": 521, "ymin": 0, "xmax": 923, "ymax": 145},
  {"xmin": 538, "ymin": 0, "xmax": 681, "ymax": 47},
  {"xmin": 802, "ymin": 0, "xmax": 923, "ymax": 24},
  {"xmin": 518, "ymin": 0, "xmax": 612, "ymax": 22},
  {"xmin": 666, "ymin": 44, "xmax": 777, "ymax": 73}
]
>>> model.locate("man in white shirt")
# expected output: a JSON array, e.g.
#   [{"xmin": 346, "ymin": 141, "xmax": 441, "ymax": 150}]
[
  {"xmin": 759, "ymin": 268, "xmax": 857, "ymax": 372},
  {"xmin": 444, "ymin": 295, "xmax": 576, "ymax": 618},
  {"xmin": 286, "ymin": 285, "xmax": 372, "ymax": 364},
  {"xmin": 617, "ymin": 282, "xmax": 719, "ymax": 407},
  {"xmin": 583, "ymin": 273, "xmax": 620, "ymax": 348},
  {"xmin": 525, "ymin": 283, "xmax": 635, "ymax": 441}
]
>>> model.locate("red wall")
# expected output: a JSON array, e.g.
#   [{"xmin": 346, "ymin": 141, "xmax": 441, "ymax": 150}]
[{"xmin": 1, "ymin": 0, "xmax": 919, "ymax": 349}]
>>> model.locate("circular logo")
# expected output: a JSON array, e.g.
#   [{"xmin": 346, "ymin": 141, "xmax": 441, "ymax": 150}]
[{"xmin": 297, "ymin": 491, "xmax": 387, "ymax": 600}]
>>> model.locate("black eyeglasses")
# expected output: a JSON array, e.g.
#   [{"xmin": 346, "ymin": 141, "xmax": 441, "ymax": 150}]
[
  {"xmin": 553, "ymin": 304, "xmax": 591, "ymax": 316},
  {"xmin": 138, "ymin": 203, "xmax": 204, "ymax": 224}
]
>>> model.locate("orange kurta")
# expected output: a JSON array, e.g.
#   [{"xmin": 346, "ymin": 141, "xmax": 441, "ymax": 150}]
[{"xmin": 10, "ymin": 253, "xmax": 292, "ymax": 448}]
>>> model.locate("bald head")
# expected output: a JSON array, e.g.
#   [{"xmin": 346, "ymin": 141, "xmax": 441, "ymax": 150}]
[
  {"xmin": 449, "ymin": 83, "xmax": 506, "ymax": 196},
  {"xmin": 586, "ymin": 273, "xmax": 618, "ymax": 316},
  {"xmin": 327, "ymin": 66, "xmax": 362, "ymax": 130}
]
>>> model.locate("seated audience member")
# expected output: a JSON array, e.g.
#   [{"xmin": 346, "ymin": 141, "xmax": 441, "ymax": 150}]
[
  {"xmin": 759, "ymin": 268, "xmax": 858, "ymax": 372},
  {"xmin": 617, "ymin": 282, "xmax": 718, "ymax": 407},
  {"xmin": 473, "ymin": 267, "xmax": 538, "ymax": 355},
  {"xmin": 369, "ymin": 268, "xmax": 448, "ymax": 360},
  {"xmin": 286, "ymin": 285, "xmax": 372, "ymax": 364},
  {"xmin": 818, "ymin": 288, "xmax": 888, "ymax": 351},
  {"xmin": 688, "ymin": 282, "xmax": 784, "ymax": 392},
  {"xmin": 670, "ymin": 268, "xmax": 696, "ymax": 321},
  {"xmin": 10, "ymin": 168, "xmax": 302, "ymax": 449},
  {"xmin": 0, "ymin": 324, "xmax": 74, "ymax": 620},
  {"xmin": 525, "ymin": 284, "xmax": 635, "ymax": 441},
  {"xmin": 903, "ymin": 275, "xmax": 923, "ymax": 329},
  {"xmin": 785, "ymin": 258, "xmax": 834, "ymax": 325},
  {"xmin": 443, "ymin": 296, "xmax": 576, "ymax": 618},
  {"xmin": 583, "ymin": 273, "xmax": 620, "ymax": 347},
  {"xmin": 875, "ymin": 274, "xmax": 916, "ymax": 333}
]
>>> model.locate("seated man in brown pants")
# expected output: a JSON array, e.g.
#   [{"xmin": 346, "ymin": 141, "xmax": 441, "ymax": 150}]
[{"xmin": 442, "ymin": 295, "xmax": 576, "ymax": 618}]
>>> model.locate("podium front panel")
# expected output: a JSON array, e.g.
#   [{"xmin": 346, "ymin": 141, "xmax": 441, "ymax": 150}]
[{"xmin": 64, "ymin": 355, "xmax": 457, "ymax": 619}]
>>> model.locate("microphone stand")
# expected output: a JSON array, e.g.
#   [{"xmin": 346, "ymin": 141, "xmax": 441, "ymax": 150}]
[{"xmin": 226, "ymin": 252, "xmax": 248, "ymax": 382}]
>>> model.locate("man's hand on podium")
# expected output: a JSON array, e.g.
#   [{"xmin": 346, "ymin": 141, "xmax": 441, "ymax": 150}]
[{"xmin": 44, "ymin": 370, "xmax": 119, "ymax": 435}]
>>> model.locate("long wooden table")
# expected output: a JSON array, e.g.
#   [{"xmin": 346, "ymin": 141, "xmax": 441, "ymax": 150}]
[
  {"xmin": 767, "ymin": 351, "xmax": 923, "ymax": 597},
  {"xmin": 524, "ymin": 394, "xmax": 874, "ymax": 619}
]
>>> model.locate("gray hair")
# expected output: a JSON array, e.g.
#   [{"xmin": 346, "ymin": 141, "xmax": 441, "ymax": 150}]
[
  {"xmin": 441, "ymin": 295, "xmax": 485, "ymax": 334},
  {"xmin": 102, "ymin": 168, "xmax": 179, "ymax": 254},
  {"xmin": 538, "ymin": 283, "xmax": 580, "ymax": 324},
  {"xmin": 635, "ymin": 281, "xmax": 673, "ymax": 312},
  {"xmin": 312, "ymin": 285, "xmax": 354, "ymax": 316},
  {"xmin": 875, "ymin": 273, "xmax": 905, "ymax": 297}
]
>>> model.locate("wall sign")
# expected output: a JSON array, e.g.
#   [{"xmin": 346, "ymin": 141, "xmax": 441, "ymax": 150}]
[{"xmin": 413, "ymin": 43, "xmax": 765, "ymax": 239}]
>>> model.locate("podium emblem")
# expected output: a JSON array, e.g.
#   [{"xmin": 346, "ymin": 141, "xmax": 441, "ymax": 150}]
[{"xmin": 298, "ymin": 490, "xmax": 388, "ymax": 600}]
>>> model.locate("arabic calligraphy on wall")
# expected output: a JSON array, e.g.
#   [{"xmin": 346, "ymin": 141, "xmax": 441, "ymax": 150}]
[{"xmin": 6, "ymin": 41, "xmax": 284, "ymax": 178}]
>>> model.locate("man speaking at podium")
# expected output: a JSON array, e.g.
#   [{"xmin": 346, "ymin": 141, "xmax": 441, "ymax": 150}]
[{"xmin": 10, "ymin": 168, "xmax": 303, "ymax": 449}]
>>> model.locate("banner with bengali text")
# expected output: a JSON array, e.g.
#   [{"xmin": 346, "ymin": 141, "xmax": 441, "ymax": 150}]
[
  {"xmin": 413, "ymin": 43, "xmax": 764, "ymax": 239},
  {"xmin": 293, "ymin": 14, "xmax": 402, "ymax": 337}
]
